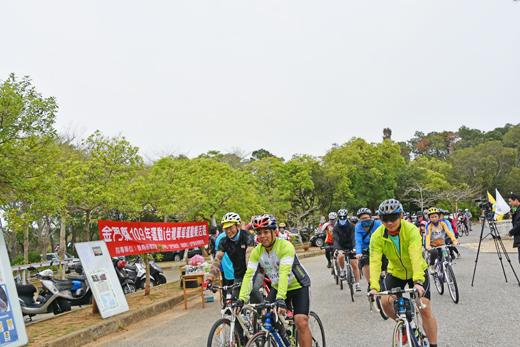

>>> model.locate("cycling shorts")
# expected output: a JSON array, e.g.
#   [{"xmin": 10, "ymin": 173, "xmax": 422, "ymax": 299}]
[
  {"xmin": 359, "ymin": 254, "xmax": 388, "ymax": 272},
  {"xmin": 384, "ymin": 271, "xmax": 431, "ymax": 301},
  {"xmin": 267, "ymin": 286, "xmax": 311, "ymax": 316}
]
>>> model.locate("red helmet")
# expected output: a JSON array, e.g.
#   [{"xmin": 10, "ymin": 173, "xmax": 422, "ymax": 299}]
[
  {"xmin": 253, "ymin": 214, "xmax": 278, "ymax": 229},
  {"xmin": 117, "ymin": 261, "xmax": 127, "ymax": 269}
]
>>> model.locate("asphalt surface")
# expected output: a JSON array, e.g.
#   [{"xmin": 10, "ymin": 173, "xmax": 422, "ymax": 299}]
[{"xmin": 83, "ymin": 228, "xmax": 520, "ymax": 346}]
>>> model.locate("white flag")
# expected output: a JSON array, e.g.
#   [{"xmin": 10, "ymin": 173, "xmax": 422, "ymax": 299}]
[{"xmin": 495, "ymin": 189, "xmax": 510, "ymax": 215}]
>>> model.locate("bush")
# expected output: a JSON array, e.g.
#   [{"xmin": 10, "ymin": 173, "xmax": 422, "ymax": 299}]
[{"xmin": 10, "ymin": 252, "xmax": 43, "ymax": 266}]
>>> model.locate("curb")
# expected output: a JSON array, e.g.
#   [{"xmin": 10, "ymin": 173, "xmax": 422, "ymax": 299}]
[{"xmin": 38, "ymin": 250, "xmax": 325, "ymax": 346}]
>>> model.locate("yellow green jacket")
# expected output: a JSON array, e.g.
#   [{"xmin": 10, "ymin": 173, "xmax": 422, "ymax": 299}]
[{"xmin": 369, "ymin": 220, "xmax": 428, "ymax": 291}]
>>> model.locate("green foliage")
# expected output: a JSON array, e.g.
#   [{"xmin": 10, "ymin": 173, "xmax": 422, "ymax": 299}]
[{"xmin": 10, "ymin": 251, "xmax": 42, "ymax": 265}]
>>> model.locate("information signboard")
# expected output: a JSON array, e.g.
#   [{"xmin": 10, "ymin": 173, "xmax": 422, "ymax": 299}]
[
  {"xmin": 75, "ymin": 241, "xmax": 129, "ymax": 319},
  {"xmin": 0, "ymin": 232, "xmax": 28, "ymax": 346}
]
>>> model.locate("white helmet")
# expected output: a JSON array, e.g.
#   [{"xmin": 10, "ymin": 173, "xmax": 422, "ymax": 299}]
[{"xmin": 328, "ymin": 212, "xmax": 338, "ymax": 220}]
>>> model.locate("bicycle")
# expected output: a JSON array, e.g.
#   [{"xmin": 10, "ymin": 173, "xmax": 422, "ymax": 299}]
[
  {"xmin": 360, "ymin": 249, "xmax": 389, "ymax": 320},
  {"xmin": 343, "ymin": 251, "xmax": 356, "ymax": 302},
  {"xmin": 430, "ymin": 244, "xmax": 459, "ymax": 304},
  {"xmin": 332, "ymin": 252, "xmax": 342, "ymax": 290},
  {"xmin": 206, "ymin": 283, "xmax": 261, "ymax": 347},
  {"xmin": 246, "ymin": 301, "xmax": 326, "ymax": 347},
  {"xmin": 369, "ymin": 287, "xmax": 429, "ymax": 347},
  {"xmin": 456, "ymin": 218, "xmax": 469, "ymax": 237}
]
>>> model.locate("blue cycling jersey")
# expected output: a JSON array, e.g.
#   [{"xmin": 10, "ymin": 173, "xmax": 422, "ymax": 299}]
[
  {"xmin": 216, "ymin": 233, "xmax": 234, "ymax": 280},
  {"xmin": 355, "ymin": 219, "xmax": 383, "ymax": 255}
]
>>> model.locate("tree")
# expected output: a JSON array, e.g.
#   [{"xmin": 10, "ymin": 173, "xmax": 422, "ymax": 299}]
[
  {"xmin": 383, "ymin": 128, "xmax": 392, "ymax": 141},
  {"xmin": 0, "ymin": 74, "xmax": 58, "ymax": 201},
  {"xmin": 323, "ymin": 138, "xmax": 405, "ymax": 212}
]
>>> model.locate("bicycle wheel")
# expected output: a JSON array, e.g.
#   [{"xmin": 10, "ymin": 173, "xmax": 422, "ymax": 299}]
[
  {"xmin": 445, "ymin": 264, "xmax": 459, "ymax": 304},
  {"xmin": 346, "ymin": 266, "xmax": 354, "ymax": 302},
  {"xmin": 334, "ymin": 262, "xmax": 339, "ymax": 285},
  {"xmin": 245, "ymin": 331, "xmax": 276, "ymax": 347},
  {"xmin": 340, "ymin": 277, "xmax": 343, "ymax": 290},
  {"xmin": 457, "ymin": 223, "xmax": 463, "ymax": 237},
  {"xmin": 207, "ymin": 318, "xmax": 240, "ymax": 347},
  {"xmin": 376, "ymin": 296, "xmax": 389, "ymax": 320},
  {"xmin": 392, "ymin": 320, "xmax": 407, "ymax": 347},
  {"xmin": 294, "ymin": 311, "xmax": 327, "ymax": 347},
  {"xmin": 432, "ymin": 262, "xmax": 444, "ymax": 295}
]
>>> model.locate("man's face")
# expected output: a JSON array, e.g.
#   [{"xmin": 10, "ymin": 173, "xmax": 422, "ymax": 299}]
[
  {"xmin": 430, "ymin": 214, "xmax": 439, "ymax": 223},
  {"xmin": 359, "ymin": 214, "xmax": 371, "ymax": 222},
  {"xmin": 382, "ymin": 214, "xmax": 401, "ymax": 232},
  {"xmin": 224, "ymin": 224, "xmax": 239, "ymax": 239},
  {"xmin": 256, "ymin": 228, "xmax": 274, "ymax": 247},
  {"xmin": 509, "ymin": 198, "xmax": 520, "ymax": 208}
]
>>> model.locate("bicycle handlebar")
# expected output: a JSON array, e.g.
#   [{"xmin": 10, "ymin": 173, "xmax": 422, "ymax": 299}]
[
  {"xmin": 210, "ymin": 283, "xmax": 241, "ymax": 293},
  {"xmin": 367, "ymin": 287, "xmax": 427, "ymax": 311}
]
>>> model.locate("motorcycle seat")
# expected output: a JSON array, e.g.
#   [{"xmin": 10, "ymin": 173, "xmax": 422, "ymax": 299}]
[
  {"xmin": 125, "ymin": 265, "xmax": 137, "ymax": 271},
  {"xmin": 16, "ymin": 284, "xmax": 37, "ymax": 295},
  {"xmin": 68, "ymin": 275, "xmax": 87, "ymax": 281}
]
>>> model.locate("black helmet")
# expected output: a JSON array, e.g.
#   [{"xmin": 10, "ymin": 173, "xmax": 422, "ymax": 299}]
[{"xmin": 416, "ymin": 211, "xmax": 424, "ymax": 217}]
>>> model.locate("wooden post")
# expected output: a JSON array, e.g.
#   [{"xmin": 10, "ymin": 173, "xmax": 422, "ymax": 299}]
[{"xmin": 92, "ymin": 297, "xmax": 99, "ymax": 314}]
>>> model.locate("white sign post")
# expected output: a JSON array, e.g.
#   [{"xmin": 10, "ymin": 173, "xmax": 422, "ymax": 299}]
[
  {"xmin": 0, "ymin": 232, "xmax": 28, "ymax": 346},
  {"xmin": 75, "ymin": 241, "xmax": 129, "ymax": 319}
]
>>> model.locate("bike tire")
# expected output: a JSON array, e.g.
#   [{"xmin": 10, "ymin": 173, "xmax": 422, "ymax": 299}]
[
  {"xmin": 340, "ymin": 278, "xmax": 343, "ymax": 290},
  {"xmin": 207, "ymin": 318, "xmax": 240, "ymax": 347},
  {"xmin": 294, "ymin": 311, "xmax": 326, "ymax": 347},
  {"xmin": 392, "ymin": 320, "xmax": 407, "ymax": 347},
  {"xmin": 432, "ymin": 261, "xmax": 444, "ymax": 295},
  {"xmin": 413, "ymin": 298, "xmax": 429, "ymax": 347},
  {"xmin": 347, "ymin": 266, "xmax": 354, "ymax": 302},
  {"xmin": 245, "ymin": 331, "xmax": 277, "ymax": 347},
  {"xmin": 445, "ymin": 264, "xmax": 459, "ymax": 304},
  {"xmin": 376, "ymin": 297, "xmax": 389, "ymax": 320}
]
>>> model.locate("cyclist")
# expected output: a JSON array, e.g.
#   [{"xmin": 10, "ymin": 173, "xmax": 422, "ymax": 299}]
[
  {"xmin": 404, "ymin": 212, "xmax": 412, "ymax": 223},
  {"xmin": 414, "ymin": 211, "xmax": 427, "ymax": 232},
  {"xmin": 465, "ymin": 209, "xmax": 473, "ymax": 231},
  {"xmin": 456, "ymin": 209, "xmax": 469, "ymax": 233},
  {"xmin": 278, "ymin": 222, "xmax": 290, "ymax": 241},
  {"xmin": 238, "ymin": 214, "xmax": 312, "ymax": 347},
  {"xmin": 322, "ymin": 212, "xmax": 337, "ymax": 268},
  {"xmin": 355, "ymin": 208, "xmax": 386, "ymax": 287},
  {"xmin": 350, "ymin": 216, "xmax": 359, "ymax": 226},
  {"xmin": 203, "ymin": 212, "xmax": 261, "ymax": 302},
  {"xmin": 333, "ymin": 209, "xmax": 361, "ymax": 291},
  {"xmin": 439, "ymin": 209, "xmax": 461, "ymax": 259},
  {"xmin": 369, "ymin": 199, "xmax": 439, "ymax": 347},
  {"xmin": 425, "ymin": 208, "xmax": 459, "ymax": 274}
]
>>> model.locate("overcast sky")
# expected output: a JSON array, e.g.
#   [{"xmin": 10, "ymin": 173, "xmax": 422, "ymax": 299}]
[{"xmin": 2, "ymin": 1, "xmax": 519, "ymax": 161}]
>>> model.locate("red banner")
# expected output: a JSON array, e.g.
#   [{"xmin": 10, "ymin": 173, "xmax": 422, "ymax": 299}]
[{"xmin": 98, "ymin": 220, "xmax": 209, "ymax": 257}]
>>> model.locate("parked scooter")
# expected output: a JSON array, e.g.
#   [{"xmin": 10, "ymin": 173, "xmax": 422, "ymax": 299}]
[
  {"xmin": 67, "ymin": 263, "xmax": 92, "ymax": 307},
  {"xmin": 16, "ymin": 265, "xmax": 73, "ymax": 321},
  {"xmin": 113, "ymin": 258, "xmax": 137, "ymax": 295},
  {"xmin": 124, "ymin": 255, "xmax": 167, "ymax": 289}
]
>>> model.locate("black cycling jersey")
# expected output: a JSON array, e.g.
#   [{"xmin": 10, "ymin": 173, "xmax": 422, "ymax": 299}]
[
  {"xmin": 217, "ymin": 230, "xmax": 255, "ymax": 278},
  {"xmin": 333, "ymin": 221, "xmax": 356, "ymax": 251}
]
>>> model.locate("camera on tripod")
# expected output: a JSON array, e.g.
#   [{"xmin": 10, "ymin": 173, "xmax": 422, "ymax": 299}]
[{"xmin": 475, "ymin": 199, "xmax": 492, "ymax": 210}]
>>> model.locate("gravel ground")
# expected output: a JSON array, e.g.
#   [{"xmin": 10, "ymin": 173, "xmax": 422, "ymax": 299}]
[{"xmin": 87, "ymin": 228, "xmax": 520, "ymax": 347}]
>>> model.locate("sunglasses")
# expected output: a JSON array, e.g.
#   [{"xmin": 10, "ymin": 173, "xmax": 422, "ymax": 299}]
[{"xmin": 382, "ymin": 214, "xmax": 401, "ymax": 223}]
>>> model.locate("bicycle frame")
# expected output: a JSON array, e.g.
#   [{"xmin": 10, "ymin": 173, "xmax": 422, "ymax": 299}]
[
  {"xmin": 433, "ymin": 245, "xmax": 454, "ymax": 284},
  {"xmin": 369, "ymin": 287, "xmax": 428, "ymax": 347}
]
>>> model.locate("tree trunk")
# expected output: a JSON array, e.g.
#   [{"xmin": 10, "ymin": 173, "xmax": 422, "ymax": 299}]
[
  {"xmin": 84, "ymin": 210, "xmax": 91, "ymax": 242},
  {"xmin": 163, "ymin": 215, "xmax": 168, "ymax": 223},
  {"xmin": 24, "ymin": 224, "xmax": 29, "ymax": 262},
  {"xmin": 71, "ymin": 223, "xmax": 77, "ymax": 257},
  {"xmin": 144, "ymin": 254, "xmax": 151, "ymax": 296},
  {"xmin": 59, "ymin": 215, "xmax": 66, "ymax": 260},
  {"xmin": 42, "ymin": 217, "xmax": 50, "ymax": 260}
]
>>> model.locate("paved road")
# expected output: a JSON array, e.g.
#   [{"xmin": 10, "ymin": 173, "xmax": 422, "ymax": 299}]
[{"xmin": 86, "ymin": 230, "xmax": 520, "ymax": 346}]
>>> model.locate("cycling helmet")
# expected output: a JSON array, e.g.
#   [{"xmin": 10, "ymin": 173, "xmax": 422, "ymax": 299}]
[
  {"xmin": 416, "ymin": 211, "xmax": 424, "ymax": 217},
  {"xmin": 457, "ymin": 209, "xmax": 462, "ymax": 212},
  {"xmin": 221, "ymin": 212, "xmax": 241, "ymax": 228},
  {"xmin": 439, "ymin": 209, "xmax": 446, "ymax": 215},
  {"xmin": 328, "ymin": 212, "xmax": 338, "ymax": 220},
  {"xmin": 350, "ymin": 216, "xmax": 359, "ymax": 223},
  {"xmin": 279, "ymin": 222, "xmax": 286, "ymax": 228},
  {"xmin": 357, "ymin": 208, "xmax": 372, "ymax": 218},
  {"xmin": 429, "ymin": 207, "xmax": 440, "ymax": 215},
  {"xmin": 378, "ymin": 199, "xmax": 403, "ymax": 215},
  {"xmin": 253, "ymin": 214, "xmax": 278, "ymax": 229},
  {"xmin": 337, "ymin": 209, "xmax": 348, "ymax": 219}
]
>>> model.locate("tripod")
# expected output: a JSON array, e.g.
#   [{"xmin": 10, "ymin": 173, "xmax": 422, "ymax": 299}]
[{"xmin": 471, "ymin": 209, "xmax": 520, "ymax": 286}]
